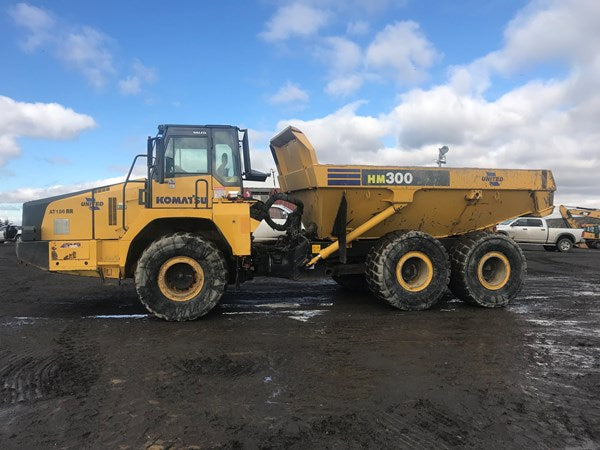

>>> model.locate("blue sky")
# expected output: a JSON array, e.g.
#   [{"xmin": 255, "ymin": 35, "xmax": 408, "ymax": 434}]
[{"xmin": 1, "ymin": 0, "xmax": 599, "ymax": 223}]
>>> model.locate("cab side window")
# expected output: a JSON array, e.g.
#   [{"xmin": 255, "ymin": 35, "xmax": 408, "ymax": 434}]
[
  {"xmin": 512, "ymin": 219, "xmax": 528, "ymax": 227},
  {"xmin": 213, "ymin": 130, "xmax": 241, "ymax": 186},
  {"xmin": 164, "ymin": 137, "xmax": 209, "ymax": 177},
  {"xmin": 527, "ymin": 219, "xmax": 543, "ymax": 227}
]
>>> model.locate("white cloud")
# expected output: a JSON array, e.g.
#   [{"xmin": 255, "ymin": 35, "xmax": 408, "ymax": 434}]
[
  {"xmin": 119, "ymin": 60, "xmax": 158, "ymax": 95},
  {"xmin": 272, "ymin": 0, "xmax": 600, "ymax": 206},
  {"xmin": 365, "ymin": 21, "xmax": 440, "ymax": 85},
  {"xmin": 492, "ymin": 0, "xmax": 600, "ymax": 73},
  {"xmin": 325, "ymin": 75, "xmax": 364, "ymax": 97},
  {"xmin": 8, "ymin": 2, "xmax": 54, "ymax": 51},
  {"xmin": 10, "ymin": 4, "xmax": 116, "ymax": 88},
  {"xmin": 277, "ymin": 102, "xmax": 390, "ymax": 163},
  {"xmin": 320, "ymin": 21, "xmax": 439, "ymax": 95},
  {"xmin": 314, "ymin": 37, "xmax": 364, "ymax": 97},
  {"xmin": 59, "ymin": 27, "xmax": 116, "ymax": 88},
  {"xmin": 259, "ymin": 3, "xmax": 439, "ymax": 97},
  {"xmin": 451, "ymin": 0, "xmax": 600, "ymax": 95},
  {"xmin": 260, "ymin": 3, "xmax": 329, "ymax": 42},
  {"xmin": 118, "ymin": 77, "xmax": 142, "ymax": 96},
  {"xmin": 269, "ymin": 82, "xmax": 309, "ymax": 105},
  {"xmin": 0, "ymin": 95, "xmax": 96, "ymax": 167},
  {"xmin": 9, "ymin": 3, "xmax": 156, "ymax": 92},
  {"xmin": 346, "ymin": 20, "xmax": 369, "ymax": 36},
  {"xmin": 318, "ymin": 37, "xmax": 362, "ymax": 73}
]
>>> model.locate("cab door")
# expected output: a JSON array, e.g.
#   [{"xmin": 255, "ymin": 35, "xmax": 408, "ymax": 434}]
[
  {"xmin": 152, "ymin": 133, "xmax": 213, "ymax": 209},
  {"xmin": 509, "ymin": 218, "xmax": 530, "ymax": 241},
  {"xmin": 211, "ymin": 128, "xmax": 243, "ymax": 193},
  {"xmin": 525, "ymin": 218, "xmax": 547, "ymax": 243}
]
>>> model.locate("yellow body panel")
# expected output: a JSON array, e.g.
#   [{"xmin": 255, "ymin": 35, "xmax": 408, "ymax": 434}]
[
  {"xmin": 41, "ymin": 173, "xmax": 251, "ymax": 278},
  {"xmin": 49, "ymin": 240, "xmax": 96, "ymax": 271},
  {"xmin": 271, "ymin": 127, "xmax": 555, "ymax": 240}
]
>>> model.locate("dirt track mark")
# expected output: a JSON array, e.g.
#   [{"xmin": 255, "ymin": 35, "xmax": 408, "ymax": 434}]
[
  {"xmin": 0, "ymin": 325, "xmax": 103, "ymax": 405},
  {"xmin": 174, "ymin": 354, "xmax": 266, "ymax": 377}
]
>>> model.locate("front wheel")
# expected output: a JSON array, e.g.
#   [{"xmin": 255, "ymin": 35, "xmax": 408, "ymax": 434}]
[
  {"xmin": 135, "ymin": 233, "xmax": 228, "ymax": 321},
  {"xmin": 556, "ymin": 237, "xmax": 573, "ymax": 253},
  {"xmin": 365, "ymin": 231, "xmax": 449, "ymax": 310},
  {"xmin": 449, "ymin": 233, "xmax": 526, "ymax": 307}
]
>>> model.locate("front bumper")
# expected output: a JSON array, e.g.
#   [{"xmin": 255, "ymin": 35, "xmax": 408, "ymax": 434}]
[{"xmin": 16, "ymin": 240, "xmax": 49, "ymax": 271}]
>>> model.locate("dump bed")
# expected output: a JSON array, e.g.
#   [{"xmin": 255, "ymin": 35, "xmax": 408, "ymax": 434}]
[{"xmin": 270, "ymin": 127, "xmax": 555, "ymax": 240}]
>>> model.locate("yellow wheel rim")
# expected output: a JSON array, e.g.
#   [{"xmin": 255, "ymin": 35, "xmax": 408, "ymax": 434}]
[
  {"xmin": 477, "ymin": 251, "xmax": 510, "ymax": 290},
  {"xmin": 158, "ymin": 256, "xmax": 204, "ymax": 302},
  {"xmin": 395, "ymin": 251, "xmax": 434, "ymax": 292}
]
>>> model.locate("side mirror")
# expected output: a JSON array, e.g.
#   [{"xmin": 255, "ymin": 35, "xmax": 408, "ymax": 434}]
[
  {"xmin": 240, "ymin": 129, "xmax": 269, "ymax": 182},
  {"xmin": 147, "ymin": 136, "xmax": 164, "ymax": 183},
  {"xmin": 156, "ymin": 137, "xmax": 165, "ymax": 183},
  {"xmin": 147, "ymin": 136, "xmax": 153, "ymax": 164}
]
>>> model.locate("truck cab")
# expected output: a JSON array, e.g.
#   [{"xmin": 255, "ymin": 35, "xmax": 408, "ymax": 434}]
[{"xmin": 18, "ymin": 125, "xmax": 270, "ymax": 276}]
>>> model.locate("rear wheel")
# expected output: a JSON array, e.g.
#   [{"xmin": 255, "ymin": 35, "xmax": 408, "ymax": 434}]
[
  {"xmin": 365, "ymin": 231, "xmax": 449, "ymax": 310},
  {"xmin": 449, "ymin": 233, "xmax": 525, "ymax": 307},
  {"xmin": 556, "ymin": 237, "xmax": 573, "ymax": 253},
  {"xmin": 331, "ymin": 274, "xmax": 369, "ymax": 291},
  {"xmin": 135, "ymin": 233, "xmax": 228, "ymax": 321}
]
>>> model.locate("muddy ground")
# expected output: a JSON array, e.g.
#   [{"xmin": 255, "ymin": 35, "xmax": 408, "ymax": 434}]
[{"xmin": 0, "ymin": 243, "xmax": 599, "ymax": 449}]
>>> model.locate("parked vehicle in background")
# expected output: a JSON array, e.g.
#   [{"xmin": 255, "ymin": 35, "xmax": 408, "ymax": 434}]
[
  {"xmin": 0, "ymin": 225, "xmax": 22, "ymax": 243},
  {"xmin": 252, "ymin": 204, "xmax": 294, "ymax": 242},
  {"xmin": 559, "ymin": 205, "xmax": 600, "ymax": 249},
  {"xmin": 497, "ymin": 217, "xmax": 583, "ymax": 252}
]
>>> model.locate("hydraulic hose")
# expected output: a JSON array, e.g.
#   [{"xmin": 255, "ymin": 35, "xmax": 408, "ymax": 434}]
[{"xmin": 263, "ymin": 193, "xmax": 304, "ymax": 232}]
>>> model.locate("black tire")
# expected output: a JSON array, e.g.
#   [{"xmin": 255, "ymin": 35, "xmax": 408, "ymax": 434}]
[
  {"xmin": 589, "ymin": 241, "xmax": 600, "ymax": 250},
  {"xmin": 365, "ymin": 231, "xmax": 449, "ymax": 310},
  {"xmin": 556, "ymin": 237, "xmax": 572, "ymax": 253},
  {"xmin": 134, "ymin": 233, "xmax": 228, "ymax": 321},
  {"xmin": 5, "ymin": 226, "xmax": 17, "ymax": 241},
  {"xmin": 543, "ymin": 245, "xmax": 556, "ymax": 252},
  {"xmin": 449, "ymin": 233, "xmax": 526, "ymax": 308},
  {"xmin": 331, "ymin": 274, "xmax": 369, "ymax": 292}
]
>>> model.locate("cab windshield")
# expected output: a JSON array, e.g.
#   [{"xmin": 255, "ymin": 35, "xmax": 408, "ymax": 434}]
[{"xmin": 164, "ymin": 136, "xmax": 209, "ymax": 177}]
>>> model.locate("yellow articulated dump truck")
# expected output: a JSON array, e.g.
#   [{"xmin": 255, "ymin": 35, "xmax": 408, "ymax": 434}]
[{"xmin": 18, "ymin": 124, "xmax": 555, "ymax": 321}]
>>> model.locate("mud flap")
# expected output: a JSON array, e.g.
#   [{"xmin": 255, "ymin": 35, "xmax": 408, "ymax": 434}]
[{"xmin": 332, "ymin": 194, "xmax": 348, "ymax": 264}]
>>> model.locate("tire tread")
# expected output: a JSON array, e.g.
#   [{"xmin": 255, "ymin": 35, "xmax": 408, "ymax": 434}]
[{"xmin": 134, "ymin": 232, "xmax": 228, "ymax": 321}]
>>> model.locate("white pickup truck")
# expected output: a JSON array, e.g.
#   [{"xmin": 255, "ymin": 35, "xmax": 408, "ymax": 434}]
[{"xmin": 497, "ymin": 217, "xmax": 584, "ymax": 252}]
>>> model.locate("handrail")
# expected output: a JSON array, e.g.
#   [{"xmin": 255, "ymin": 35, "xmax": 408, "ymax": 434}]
[
  {"xmin": 194, "ymin": 178, "xmax": 210, "ymax": 209},
  {"xmin": 122, "ymin": 154, "xmax": 147, "ymax": 231}
]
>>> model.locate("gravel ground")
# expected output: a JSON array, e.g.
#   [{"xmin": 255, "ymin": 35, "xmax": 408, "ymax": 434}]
[{"xmin": 0, "ymin": 243, "xmax": 599, "ymax": 448}]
